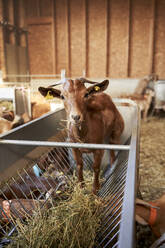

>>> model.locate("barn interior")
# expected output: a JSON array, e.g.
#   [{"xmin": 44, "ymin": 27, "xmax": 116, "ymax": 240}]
[{"xmin": 0, "ymin": 1, "xmax": 165, "ymax": 248}]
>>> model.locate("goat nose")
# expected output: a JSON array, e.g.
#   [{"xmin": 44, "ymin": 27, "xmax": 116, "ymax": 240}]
[{"xmin": 72, "ymin": 115, "xmax": 80, "ymax": 121}]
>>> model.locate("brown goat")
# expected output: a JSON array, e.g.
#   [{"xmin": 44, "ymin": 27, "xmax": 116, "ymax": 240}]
[
  {"xmin": 120, "ymin": 89, "xmax": 154, "ymax": 121},
  {"xmin": 134, "ymin": 74, "xmax": 157, "ymax": 95},
  {"xmin": 0, "ymin": 198, "xmax": 46, "ymax": 223},
  {"xmin": 136, "ymin": 194, "xmax": 165, "ymax": 238},
  {"xmin": 39, "ymin": 78, "xmax": 124, "ymax": 194},
  {"xmin": 0, "ymin": 171, "xmax": 58, "ymax": 200},
  {"xmin": 0, "ymin": 115, "xmax": 22, "ymax": 134},
  {"xmin": 1, "ymin": 111, "xmax": 14, "ymax": 121},
  {"xmin": 31, "ymin": 102, "xmax": 50, "ymax": 119}
]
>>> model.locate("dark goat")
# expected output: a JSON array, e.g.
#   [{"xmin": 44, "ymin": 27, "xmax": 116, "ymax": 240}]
[{"xmin": 0, "ymin": 171, "xmax": 58, "ymax": 200}]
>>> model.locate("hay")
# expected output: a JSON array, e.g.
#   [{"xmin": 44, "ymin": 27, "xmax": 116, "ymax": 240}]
[
  {"xmin": 139, "ymin": 116, "xmax": 165, "ymax": 200},
  {"xmin": 7, "ymin": 176, "xmax": 102, "ymax": 248},
  {"xmin": 0, "ymin": 100, "xmax": 13, "ymax": 111}
]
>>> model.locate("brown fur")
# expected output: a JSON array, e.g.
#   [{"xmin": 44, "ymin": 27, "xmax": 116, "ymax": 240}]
[
  {"xmin": 31, "ymin": 102, "xmax": 50, "ymax": 119},
  {"xmin": 1, "ymin": 111, "xmax": 14, "ymax": 121},
  {"xmin": 39, "ymin": 78, "xmax": 124, "ymax": 194},
  {"xmin": 0, "ymin": 115, "xmax": 22, "ymax": 134},
  {"xmin": 0, "ymin": 171, "xmax": 58, "ymax": 199}
]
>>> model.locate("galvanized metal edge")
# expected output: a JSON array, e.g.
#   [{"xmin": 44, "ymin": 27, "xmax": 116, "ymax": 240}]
[{"xmin": 118, "ymin": 105, "xmax": 140, "ymax": 248}]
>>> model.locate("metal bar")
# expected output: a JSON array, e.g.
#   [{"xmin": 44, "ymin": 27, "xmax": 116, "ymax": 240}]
[
  {"xmin": 104, "ymin": 229, "xmax": 120, "ymax": 248},
  {"xmin": 118, "ymin": 108, "xmax": 139, "ymax": 248},
  {"xmin": 0, "ymin": 139, "xmax": 130, "ymax": 150},
  {"xmin": 6, "ymin": 74, "xmax": 61, "ymax": 77},
  {"xmin": 98, "ymin": 211, "xmax": 121, "ymax": 246}
]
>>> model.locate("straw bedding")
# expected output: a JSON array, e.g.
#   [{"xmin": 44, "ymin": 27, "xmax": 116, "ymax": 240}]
[
  {"xmin": 137, "ymin": 116, "xmax": 165, "ymax": 247},
  {"xmin": 7, "ymin": 175, "xmax": 102, "ymax": 248}
]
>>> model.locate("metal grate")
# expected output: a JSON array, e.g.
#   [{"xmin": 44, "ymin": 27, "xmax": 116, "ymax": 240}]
[{"xmin": 0, "ymin": 102, "xmax": 139, "ymax": 248}]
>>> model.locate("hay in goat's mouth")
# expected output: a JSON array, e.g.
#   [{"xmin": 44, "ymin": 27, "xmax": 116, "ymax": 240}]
[{"xmin": 7, "ymin": 175, "xmax": 102, "ymax": 248}]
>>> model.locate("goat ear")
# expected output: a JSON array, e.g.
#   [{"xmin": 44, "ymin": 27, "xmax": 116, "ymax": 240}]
[
  {"xmin": 87, "ymin": 80, "xmax": 109, "ymax": 95},
  {"xmin": 38, "ymin": 87, "xmax": 61, "ymax": 99},
  {"xmin": 135, "ymin": 214, "xmax": 149, "ymax": 225}
]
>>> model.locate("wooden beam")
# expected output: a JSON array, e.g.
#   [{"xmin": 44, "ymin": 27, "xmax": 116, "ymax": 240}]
[
  {"xmin": 27, "ymin": 17, "xmax": 52, "ymax": 25},
  {"xmin": 8, "ymin": 0, "xmax": 16, "ymax": 45},
  {"xmin": 127, "ymin": 0, "xmax": 132, "ymax": 77},
  {"xmin": 81, "ymin": 0, "xmax": 87, "ymax": 77},
  {"xmin": 67, "ymin": 0, "xmax": 71, "ymax": 77},
  {"xmin": 148, "ymin": 0, "xmax": 156, "ymax": 74},
  {"xmin": 52, "ymin": 0, "xmax": 57, "ymax": 74},
  {"xmin": 0, "ymin": 0, "xmax": 8, "ymax": 79},
  {"xmin": 106, "ymin": 0, "xmax": 110, "ymax": 77},
  {"xmin": 18, "ymin": 0, "xmax": 26, "ymax": 47}
]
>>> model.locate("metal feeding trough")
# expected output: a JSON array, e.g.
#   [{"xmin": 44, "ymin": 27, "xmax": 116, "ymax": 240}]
[
  {"xmin": 0, "ymin": 98, "xmax": 140, "ymax": 248},
  {"xmin": 154, "ymin": 80, "xmax": 165, "ymax": 111}
]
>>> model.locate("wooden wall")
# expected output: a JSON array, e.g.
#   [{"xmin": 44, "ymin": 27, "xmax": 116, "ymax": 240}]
[
  {"xmin": 26, "ymin": 0, "xmax": 165, "ymax": 78},
  {"xmin": 0, "ymin": 0, "xmax": 29, "ymax": 81}
]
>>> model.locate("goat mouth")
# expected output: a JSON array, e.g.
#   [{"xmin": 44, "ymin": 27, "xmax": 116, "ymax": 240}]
[{"xmin": 70, "ymin": 120, "xmax": 83, "ymax": 129}]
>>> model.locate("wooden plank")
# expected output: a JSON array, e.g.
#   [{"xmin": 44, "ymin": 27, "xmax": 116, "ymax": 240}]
[
  {"xmin": 55, "ymin": 0, "xmax": 70, "ymax": 76},
  {"xmin": 108, "ymin": 0, "xmax": 130, "ymax": 78},
  {"xmin": 82, "ymin": 0, "xmax": 87, "ymax": 77},
  {"xmin": 18, "ymin": 0, "xmax": 26, "ymax": 47},
  {"xmin": 127, "ymin": 0, "xmax": 132, "ymax": 77},
  {"xmin": 154, "ymin": 0, "xmax": 165, "ymax": 78},
  {"xmin": 26, "ymin": 0, "xmax": 38, "ymax": 18},
  {"xmin": 27, "ymin": 17, "xmax": 52, "ymax": 25},
  {"xmin": 88, "ymin": 0, "xmax": 107, "ymax": 78},
  {"xmin": 69, "ymin": 0, "xmax": 86, "ymax": 77},
  {"xmin": 106, "ymin": 0, "xmax": 110, "ymax": 77},
  {"xmin": 40, "ymin": 0, "xmax": 52, "ymax": 17},
  {"xmin": 67, "ymin": 0, "xmax": 71, "ymax": 77},
  {"xmin": 0, "ymin": 0, "xmax": 3, "ymax": 70},
  {"xmin": 0, "ymin": 0, "xmax": 7, "ymax": 75},
  {"xmin": 8, "ymin": 0, "xmax": 15, "ymax": 44},
  {"xmin": 52, "ymin": 0, "xmax": 56, "ymax": 74},
  {"xmin": 28, "ymin": 23, "xmax": 53, "ymax": 74},
  {"xmin": 129, "ymin": 0, "xmax": 153, "ymax": 77},
  {"xmin": 5, "ymin": 44, "xmax": 19, "ymax": 79},
  {"xmin": 148, "ymin": 0, "xmax": 156, "ymax": 74}
]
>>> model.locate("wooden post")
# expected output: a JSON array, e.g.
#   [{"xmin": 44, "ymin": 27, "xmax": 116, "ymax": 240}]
[
  {"xmin": 8, "ymin": 0, "xmax": 16, "ymax": 45},
  {"xmin": 67, "ymin": 0, "xmax": 71, "ymax": 77},
  {"xmin": 19, "ymin": 0, "xmax": 26, "ymax": 47},
  {"xmin": 52, "ymin": 0, "xmax": 57, "ymax": 74},
  {"xmin": 127, "ymin": 0, "xmax": 132, "ymax": 77},
  {"xmin": 0, "ymin": 0, "xmax": 7, "ymax": 80},
  {"xmin": 148, "ymin": 0, "xmax": 156, "ymax": 74},
  {"xmin": 82, "ymin": 0, "xmax": 87, "ymax": 77},
  {"xmin": 106, "ymin": 0, "xmax": 110, "ymax": 77}
]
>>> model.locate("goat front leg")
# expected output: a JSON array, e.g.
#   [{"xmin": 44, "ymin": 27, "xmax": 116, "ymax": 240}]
[
  {"xmin": 93, "ymin": 150, "xmax": 104, "ymax": 194},
  {"xmin": 72, "ymin": 148, "xmax": 84, "ymax": 185}
]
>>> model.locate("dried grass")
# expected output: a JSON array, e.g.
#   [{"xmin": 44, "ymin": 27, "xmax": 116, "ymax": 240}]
[
  {"xmin": 7, "ymin": 174, "xmax": 102, "ymax": 248},
  {"xmin": 139, "ymin": 116, "xmax": 165, "ymax": 200}
]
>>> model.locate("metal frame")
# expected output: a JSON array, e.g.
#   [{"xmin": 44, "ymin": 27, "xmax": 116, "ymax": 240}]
[{"xmin": 0, "ymin": 102, "xmax": 139, "ymax": 248}]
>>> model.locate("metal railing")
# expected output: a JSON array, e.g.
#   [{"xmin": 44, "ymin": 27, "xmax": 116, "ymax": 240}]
[{"xmin": 0, "ymin": 102, "xmax": 139, "ymax": 248}]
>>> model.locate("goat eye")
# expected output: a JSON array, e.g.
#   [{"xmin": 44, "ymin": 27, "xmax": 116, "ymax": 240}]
[
  {"xmin": 61, "ymin": 95, "xmax": 65, "ymax": 100},
  {"xmin": 84, "ymin": 93, "xmax": 89, "ymax": 98}
]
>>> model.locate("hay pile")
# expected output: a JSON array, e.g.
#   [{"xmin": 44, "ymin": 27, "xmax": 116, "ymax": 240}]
[{"xmin": 7, "ymin": 180, "xmax": 102, "ymax": 248}]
